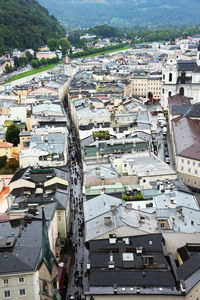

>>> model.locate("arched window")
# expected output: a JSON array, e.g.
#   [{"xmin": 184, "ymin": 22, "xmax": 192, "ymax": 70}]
[
  {"xmin": 179, "ymin": 87, "xmax": 184, "ymax": 95},
  {"xmin": 168, "ymin": 91, "xmax": 172, "ymax": 98},
  {"xmin": 169, "ymin": 73, "xmax": 172, "ymax": 82},
  {"xmin": 162, "ymin": 88, "xmax": 164, "ymax": 94},
  {"xmin": 163, "ymin": 74, "xmax": 165, "ymax": 80}
]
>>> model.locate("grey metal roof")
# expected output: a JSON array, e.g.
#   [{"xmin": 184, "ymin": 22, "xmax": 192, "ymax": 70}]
[
  {"xmin": 177, "ymin": 60, "xmax": 198, "ymax": 71},
  {"xmin": 171, "ymin": 105, "xmax": 191, "ymax": 116},
  {"xmin": 88, "ymin": 234, "xmax": 176, "ymax": 289},
  {"xmin": 0, "ymin": 218, "xmax": 44, "ymax": 275},
  {"xmin": 84, "ymin": 194, "xmax": 124, "ymax": 222}
]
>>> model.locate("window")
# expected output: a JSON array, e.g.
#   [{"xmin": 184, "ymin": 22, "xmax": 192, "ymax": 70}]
[
  {"xmin": 169, "ymin": 73, "xmax": 172, "ymax": 82},
  {"xmin": 58, "ymin": 216, "xmax": 61, "ymax": 221},
  {"xmin": 168, "ymin": 91, "xmax": 171, "ymax": 97},
  {"xmin": 3, "ymin": 279, "xmax": 10, "ymax": 286},
  {"xmin": 187, "ymin": 178, "xmax": 191, "ymax": 183},
  {"xmin": 43, "ymin": 281, "xmax": 48, "ymax": 293},
  {"xmin": 199, "ymin": 163, "xmax": 200, "ymax": 167},
  {"xmin": 3, "ymin": 291, "xmax": 11, "ymax": 298},
  {"xmin": 188, "ymin": 168, "xmax": 191, "ymax": 173},
  {"xmin": 19, "ymin": 277, "xmax": 25, "ymax": 284},
  {"xmin": 143, "ymin": 179, "xmax": 146, "ymax": 183},
  {"xmin": 181, "ymin": 159, "xmax": 184, "ymax": 163},
  {"xmin": 180, "ymin": 72, "xmax": 186, "ymax": 84},
  {"xmin": 179, "ymin": 87, "xmax": 184, "ymax": 95},
  {"xmin": 19, "ymin": 289, "xmax": 26, "ymax": 297},
  {"xmin": 194, "ymin": 181, "xmax": 197, "ymax": 185},
  {"xmin": 149, "ymin": 240, "xmax": 152, "ymax": 245},
  {"xmin": 181, "ymin": 167, "xmax": 184, "ymax": 171},
  {"xmin": 160, "ymin": 223, "xmax": 165, "ymax": 228},
  {"xmin": 195, "ymin": 170, "xmax": 198, "ymax": 175},
  {"xmin": 187, "ymin": 160, "xmax": 190, "ymax": 165},
  {"xmin": 193, "ymin": 162, "xmax": 195, "ymax": 166}
]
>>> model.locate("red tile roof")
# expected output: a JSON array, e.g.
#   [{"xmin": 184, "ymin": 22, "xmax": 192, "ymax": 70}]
[
  {"xmin": 172, "ymin": 116, "xmax": 200, "ymax": 160},
  {"xmin": 168, "ymin": 94, "xmax": 192, "ymax": 108},
  {"xmin": 0, "ymin": 142, "xmax": 13, "ymax": 148}
]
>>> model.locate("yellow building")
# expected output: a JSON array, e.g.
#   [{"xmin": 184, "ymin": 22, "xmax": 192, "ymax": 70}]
[
  {"xmin": 36, "ymin": 51, "xmax": 56, "ymax": 60},
  {"xmin": 131, "ymin": 73, "xmax": 162, "ymax": 99},
  {"xmin": 19, "ymin": 131, "xmax": 31, "ymax": 150},
  {"xmin": 0, "ymin": 142, "xmax": 13, "ymax": 158}
]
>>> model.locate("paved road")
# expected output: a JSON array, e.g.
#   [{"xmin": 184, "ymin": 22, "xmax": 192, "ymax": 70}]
[{"xmin": 148, "ymin": 103, "xmax": 173, "ymax": 166}]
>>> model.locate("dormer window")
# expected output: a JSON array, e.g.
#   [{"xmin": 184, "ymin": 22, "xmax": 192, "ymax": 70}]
[{"xmin": 43, "ymin": 281, "xmax": 48, "ymax": 294}]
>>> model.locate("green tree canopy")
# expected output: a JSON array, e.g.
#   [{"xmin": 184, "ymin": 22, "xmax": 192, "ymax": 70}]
[
  {"xmin": 0, "ymin": 0, "xmax": 65, "ymax": 54},
  {"xmin": 30, "ymin": 59, "xmax": 41, "ymax": 68},
  {"xmin": 5, "ymin": 124, "xmax": 20, "ymax": 146},
  {"xmin": 59, "ymin": 38, "xmax": 70, "ymax": 55},
  {"xmin": 47, "ymin": 38, "xmax": 59, "ymax": 51},
  {"xmin": 6, "ymin": 158, "xmax": 19, "ymax": 172},
  {"xmin": 0, "ymin": 155, "xmax": 7, "ymax": 169},
  {"xmin": 25, "ymin": 51, "xmax": 34, "ymax": 62}
]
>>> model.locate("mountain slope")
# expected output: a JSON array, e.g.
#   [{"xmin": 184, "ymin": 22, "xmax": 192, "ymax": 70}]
[
  {"xmin": 0, "ymin": 0, "xmax": 65, "ymax": 54},
  {"xmin": 38, "ymin": 0, "xmax": 200, "ymax": 27}
]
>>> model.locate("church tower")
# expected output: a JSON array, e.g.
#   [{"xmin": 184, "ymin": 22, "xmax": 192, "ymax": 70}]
[{"xmin": 37, "ymin": 206, "xmax": 61, "ymax": 300}]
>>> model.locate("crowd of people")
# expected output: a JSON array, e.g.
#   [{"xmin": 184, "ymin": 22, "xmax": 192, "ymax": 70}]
[{"xmin": 65, "ymin": 106, "xmax": 85, "ymax": 300}]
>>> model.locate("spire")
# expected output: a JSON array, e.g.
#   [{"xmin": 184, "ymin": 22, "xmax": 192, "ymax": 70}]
[{"xmin": 37, "ymin": 205, "xmax": 58, "ymax": 274}]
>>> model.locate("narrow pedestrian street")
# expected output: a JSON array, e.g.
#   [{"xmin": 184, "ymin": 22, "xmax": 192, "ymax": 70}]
[{"xmin": 64, "ymin": 100, "xmax": 85, "ymax": 300}]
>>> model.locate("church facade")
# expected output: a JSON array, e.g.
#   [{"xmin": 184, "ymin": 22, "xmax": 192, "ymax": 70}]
[{"xmin": 161, "ymin": 46, "xmax": 200, "ymax": 110}]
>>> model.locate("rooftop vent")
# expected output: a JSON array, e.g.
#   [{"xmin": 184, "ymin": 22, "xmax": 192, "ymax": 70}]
[
  {"xmin": 113, "ymin": 284, "xmax": 117, "ymax": 294},
  {"xmin": 109, "ymin": 234, "xmax": 116, "ymax": 244},
  {"xmin": 104, "ymin": 216, "xmax": 112, "ymax": 226},
  {"xmin": 87, "ymin": 261, "xmax": 90, "ymax": 270},
  {"xmin": 142, "ymin": 255, "xmax": 154, "ymax": 266},
  {"xmin": 123, "ymin": 253, "xmax": 134, "ymax": 261},
  {"xmin": 136, "ymin": 246, "xmax": 143, "ymax": 254}
]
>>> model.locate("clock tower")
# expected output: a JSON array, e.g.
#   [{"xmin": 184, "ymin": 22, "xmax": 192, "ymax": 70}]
[{"xmin": 161, "ymin": 58, "xmax": 178, "ymax": 109}]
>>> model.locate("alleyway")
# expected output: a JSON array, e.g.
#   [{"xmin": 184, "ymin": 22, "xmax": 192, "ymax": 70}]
[{"xmin": 64, "ymin": 100, "xmax": 85, "ymax": 300}]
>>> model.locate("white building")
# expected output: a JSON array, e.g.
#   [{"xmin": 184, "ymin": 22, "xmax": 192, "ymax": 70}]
[{"xmin": 161, "ymin": 44, "xmax": 200, "ymax": 110}]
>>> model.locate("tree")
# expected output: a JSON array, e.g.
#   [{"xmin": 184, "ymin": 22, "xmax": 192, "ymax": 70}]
[
  {"xmin": 59, "ymin": 38, "xmax": 70, "ymax": 56},
  {"xmin": 14, "ymin": 56, "xmax": 20, "ymax": 68},
  {"xmin": 40, "ymin": 58, "xmax": 47, "ymax": 65},
  {"xmin": 6, "ymin": 158, "xmax": 19, "ymax": 172},
  {"xmin": 5, "ymin": 64, "xmax": 13, "ymax": 74},
  {"xmin": 0, "ymin": 155, "xmax": 7, "ymax": 169},
  {"xmin": 0, "ymin": 167, "xmax": 13, "ymax": 175},
  {"xmin": 47, "ymin": 38, "xmax": 59, "ymax": 51},
  {"xmin": 5, "ymin": 124, "xmax": 20, "ymax": 146},
  {"xmin": 25, "ymin": 51, "xmax": 33, "ymax": 62},
  {"xmin": 30, "ymin": 59, "xmax": 40, "ymax": 68}
]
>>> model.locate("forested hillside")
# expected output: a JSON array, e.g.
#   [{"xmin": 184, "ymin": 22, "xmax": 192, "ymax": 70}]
[
  {"xmin": 0, "ymin": 0, "xmax": 65, "ymax": 55},
  {"xmin": 38, "ymin": 0, "xmax": 200, "ymax": 28}
]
